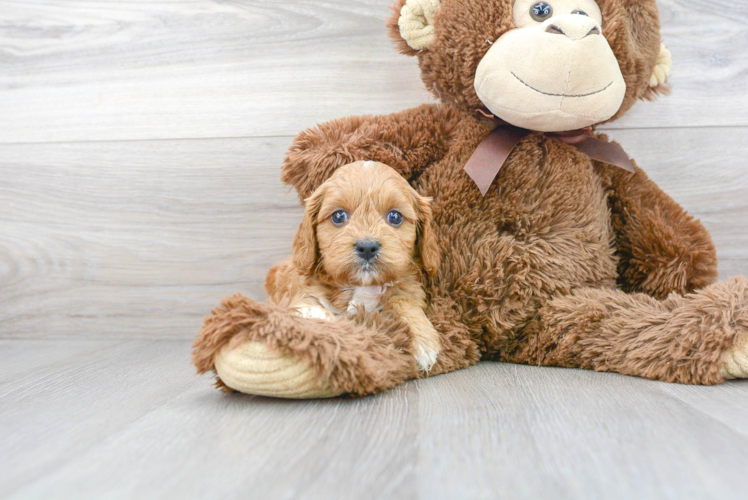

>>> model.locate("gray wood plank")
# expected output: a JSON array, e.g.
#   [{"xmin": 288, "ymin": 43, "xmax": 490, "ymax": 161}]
[
  {"xmin": 0, "ymin": 339, "xmax": 202, "ymax": 498},
  {"xmin": 0, "ymin": 137, "xmax": 301, "ymax": 337},
  {"xmin": 0, "ymin": 0, "xmax": 746, "ymax": 144},
  {"xmin": 0, "ymin": 0, "xmax": 432, "ymax": 143},
  {"xmin": 1, "ymin": 128, "xmax": 746, "ymax": 338},
  {"xmin": 0, "ymin": 339, "xmax": 127, "ymax": 390},
  {"xmin": 416, "ymin": 364, "xmax": 748, "ymax": 500},
  {"xmin": 655, "ymin": 380, "xmax": 748, "ymax": 438},
  {"xmin": 2, "ymin": 339, "xmax": 748, "ymax": 499},
  {"xmin": 0, "ymin": 339, "xmax": 419, "ymax": 500}
]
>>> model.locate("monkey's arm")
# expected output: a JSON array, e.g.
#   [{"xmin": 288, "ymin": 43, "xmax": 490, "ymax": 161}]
[
  {"xmin": 281, "ymin": 104, "xmax": 463, "ymax": 201},
  {"xmin": 597, "ymin": 160, "xmax": 718, "ymax": 298}
]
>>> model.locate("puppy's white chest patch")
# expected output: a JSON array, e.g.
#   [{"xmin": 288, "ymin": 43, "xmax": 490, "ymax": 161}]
[{"xmin": 347, "ymin": 286, "xmax": 385, "ymax": 314}]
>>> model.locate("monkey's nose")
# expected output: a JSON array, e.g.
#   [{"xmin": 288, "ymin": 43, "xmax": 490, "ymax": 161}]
[
  {"xmin": 355, "ymin": 239, "xmax": 380, "ymax": 262},
  {"xmin": 544, "ymin": 15, "xmax": 601, "ymax": 41}
]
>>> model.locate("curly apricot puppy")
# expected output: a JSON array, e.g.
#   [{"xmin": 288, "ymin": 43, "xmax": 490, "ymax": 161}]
[{"xmin": 265, "ymin": 160, "xmax": 441, "ymax": 371}]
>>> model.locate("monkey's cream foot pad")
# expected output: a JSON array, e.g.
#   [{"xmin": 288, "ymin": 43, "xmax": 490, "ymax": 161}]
[
  {"xmin": 723, "ymin": 336, "xmax": 748, "ymax": 379},
  {"xmin": 214, "ymin": 340, "xmax": 344, "ymax": 399}
]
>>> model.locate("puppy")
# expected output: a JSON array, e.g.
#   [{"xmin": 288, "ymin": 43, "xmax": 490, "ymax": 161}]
[{"xmin": 265, "ymin": 160, "xmax": 441, "ymax": 372}]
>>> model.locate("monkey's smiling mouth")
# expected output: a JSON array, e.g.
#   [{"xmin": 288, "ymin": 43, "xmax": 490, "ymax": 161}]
[{"xmin": 511, "ymin": 72, "xmax": 613, "ymax": 98}]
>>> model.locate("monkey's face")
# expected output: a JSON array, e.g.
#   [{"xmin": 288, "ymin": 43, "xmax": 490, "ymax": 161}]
[
  {"xmin": 388, "ymin": 0, "xmax": 665, "ymax": 130},
  {"xmin": 474, "ymin": 0, "xmax": 625, "ymax": 131}
]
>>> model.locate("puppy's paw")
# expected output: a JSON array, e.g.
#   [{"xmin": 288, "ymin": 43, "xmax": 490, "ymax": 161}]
[
  {"xmin": 413, "ymin": 338, "xmax": 439, "ymax": 373},
  {"xmin": 296, "ymin": 306, "xmax": 333, "ymax": 321}
]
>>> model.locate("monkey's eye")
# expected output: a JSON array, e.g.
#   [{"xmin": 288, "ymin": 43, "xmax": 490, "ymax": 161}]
[
  {"xmin": 386, "ymin": 210, "xmax": 403, "ymax": 227},
  {"xmin": 571, "ymin": 9, "xmax": 588, "ymax": 16},
  {"xmin": 530, "ymin": 2, "xmax": 553, "ymax": 22},
  {"xmin": 331, "ymin": 210, "xmax": 348, "ymax": 226}
]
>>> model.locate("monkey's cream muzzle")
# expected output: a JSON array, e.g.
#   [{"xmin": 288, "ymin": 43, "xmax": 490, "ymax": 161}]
[{"xmin": 474, "ymin": 14, "xmax": 626, "ymax": 132}]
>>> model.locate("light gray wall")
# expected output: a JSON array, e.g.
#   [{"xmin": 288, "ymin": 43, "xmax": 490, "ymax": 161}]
[{"xmin": 1, "ymin": 0, "xmax": 746, "ymax": 338}]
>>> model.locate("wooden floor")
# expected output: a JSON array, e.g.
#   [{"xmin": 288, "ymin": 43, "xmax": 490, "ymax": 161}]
[
  {"xmin": 1, "ymin": 0, "xmax": 747, "ymax": 498},
  {"xmin": 2, "ymin": 339, "xmax": 748, "ymax": 499}
]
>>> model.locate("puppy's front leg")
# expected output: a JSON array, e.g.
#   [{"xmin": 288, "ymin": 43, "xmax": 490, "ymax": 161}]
[{"xmin": 387, "ymin": 294, "xmax": 440, "ymax": 373}]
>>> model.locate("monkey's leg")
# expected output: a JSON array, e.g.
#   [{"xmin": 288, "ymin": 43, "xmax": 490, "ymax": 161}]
[
  {"xmin": 513, "ymin": 277, "xmax": 748, "ymax": 384},
  {"xmin": 597, "ymin": 159, "xmax": 718, "ymax": 298},
  {"xmin": 423, "ymin": 295, "xmax": 482, "ymax": 377},
  {"xmin": 192, "ymin": 295, "xmax": 418, "ymax": 398}
]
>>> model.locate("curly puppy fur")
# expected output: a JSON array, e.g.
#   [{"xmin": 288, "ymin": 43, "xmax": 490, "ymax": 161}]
[
  {"xmin": 265, "ymin": 161, "xmax": 442, "ymax": 371},
  {"xmin": 193, "ymin": 0, "xmax": 746, "ymax": 394}
]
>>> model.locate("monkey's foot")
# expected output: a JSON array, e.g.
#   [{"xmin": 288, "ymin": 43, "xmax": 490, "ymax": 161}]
[
  {"xmin": 215, "ymin": 340, "xmax": 344, "ymax": 399},
  {"xmin": 721, "ymin": 277, "xmax": 748, "ymax": 380},
  {"xmin": 723, "ymin": 335, "xmax": 748, "ymax": 379},
  {"xmin": 193, "ymin": 294, "xmax": 417, "ymax": 398}
]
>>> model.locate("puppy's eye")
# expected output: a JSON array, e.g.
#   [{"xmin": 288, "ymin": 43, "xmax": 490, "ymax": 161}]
[
  {"xmin": 530, "ymin": 2, "xmax": 553, "ymax": 22},
  {"xmin": 571, "ymin": 9, "xmax": 588, "ymax": 16},
  {"xmin": 386, "ymin": 210, "xmax": 403, "ymax": 227},
  {"xmin": 331, "ymin": 210, "xmax": 348, "ymax": 226}
]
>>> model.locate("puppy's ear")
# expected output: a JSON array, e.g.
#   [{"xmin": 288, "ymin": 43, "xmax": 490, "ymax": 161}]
[
  {"xmin": 293, "ymin": 185, "xmax": 325, "ymax": 275},
  {"xmin": 414, "ymin": 193, "xmax": 440, "ymax": 276}
]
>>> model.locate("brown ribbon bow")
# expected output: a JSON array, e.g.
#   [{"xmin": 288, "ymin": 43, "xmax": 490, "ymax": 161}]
[{"xmin": 464, "ymin": 110, "xmax": 635, "ymax": 196}]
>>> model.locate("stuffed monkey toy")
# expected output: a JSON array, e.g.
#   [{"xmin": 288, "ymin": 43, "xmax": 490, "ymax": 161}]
[{"xmin": 192, "ymin": 0, "xmax": 748, "ymax": 397}]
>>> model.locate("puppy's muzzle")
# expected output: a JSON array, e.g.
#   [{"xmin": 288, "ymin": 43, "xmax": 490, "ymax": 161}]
[{"xmin": 354, "ymin": 239, "xmax": 380, "ymax": 263}]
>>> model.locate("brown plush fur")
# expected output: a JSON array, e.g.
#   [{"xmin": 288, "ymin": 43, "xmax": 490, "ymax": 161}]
[
  {"xmin": 193, "ymin": 0, "xmax": 746, "ymax": 393},
  {"xmin": 513, "ymin": 277, "xmax": 748, "ymax": 384}
]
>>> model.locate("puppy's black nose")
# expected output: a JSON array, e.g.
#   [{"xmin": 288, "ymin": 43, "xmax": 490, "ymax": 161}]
[{"xmin": 355, "ymin": 239, "xmax": 380, "ymax": 262}]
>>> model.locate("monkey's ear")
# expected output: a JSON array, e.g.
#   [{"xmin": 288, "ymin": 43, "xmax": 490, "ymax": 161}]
[
  {"xmin": 649, "ymin": 43, "xmax": 672, "ymax": 88},
  {"xmin": 387, "ymin": 0, "xmax": 440, "ymax": 55},
  {"xmin": 293, "ymin": 186, "xmax": 325, "ymax": 275},
  {"xmin": 414, "ymin": 193, "xmax": 440, "ymax": 276}
]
